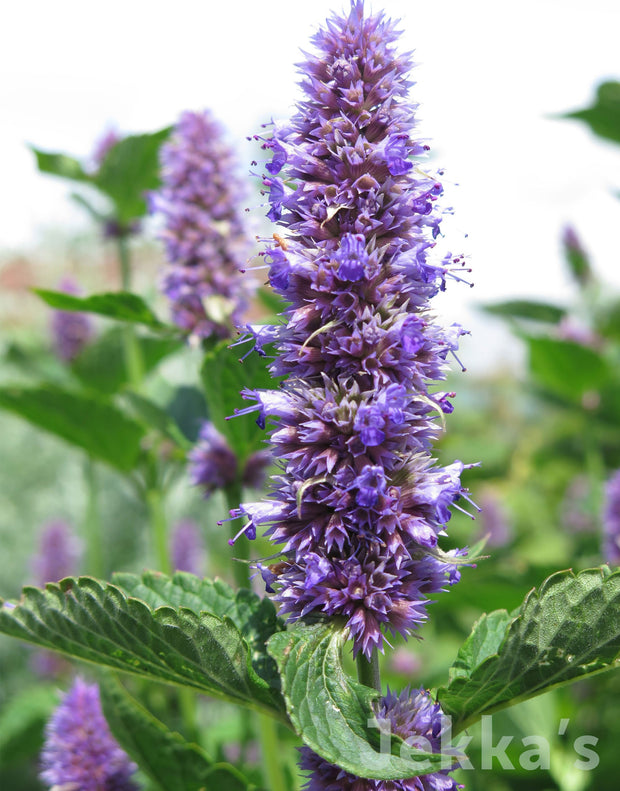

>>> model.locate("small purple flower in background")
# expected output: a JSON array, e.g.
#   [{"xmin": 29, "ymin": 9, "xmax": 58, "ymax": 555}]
[
  {"xmin": 300, "ymin": 687, "xmax": 459, "ymax": 791},
  {"xmin": 231, "ymin": 0, "xmax": 475, "ymax": 660},
  {"xmin": 170, "ymin": 519, "xmax": 206, "ymax": 575},
  {"xmin": 188, "ymin": 421, "xmax": 238, "ymax": 496},
  {"xmin": 151, "ymin": 110, "xmax": 252, "ymax": 340},
  {"xmin": 50, "ymin": 278, "xmax": 94, "ymax": 362},
  {"xmin": 40, "ymin": 677, "xmax": 138, "ymax": 791},
  {"xmin": 562, "ymin": 475, "xmax": 596, "ymax": 535},
  {"xmin": 602, "ymin": 470, "xmax": 620, "ymax": 564},
  {"xmin": 91, "ymin": 127, "xmax": 122, "ymax": 170},
  {"xmin": 31, "ymin": 519, "xmax": 81, "ymax": 586},
  {"xmin": 29, "ymin": 519, "xmax": 82, "ymax": 677},
  {"xmin": 475, "ymin": 490, "xmax": 512, "ymax": 548},
  {"xmin": 188, "ymin": 421, "xmax": 271, "ymax": 499}
]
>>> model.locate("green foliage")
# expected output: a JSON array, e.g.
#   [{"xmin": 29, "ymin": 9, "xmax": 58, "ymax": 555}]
[
  {"xmin": 525, "ymin": 335, "xmax": 611, "ymax": 403},
  {"xmin": 113, "ymin": 572, "xmax": 284, "ymax": 689},
  {"xmin": 563, "ymin": 81, "xmax": 620, "ymax": 144},
  {"xmin": 30, "ymin": 148, "xmax": 89, "ymax": 183},
  {"xmin": 31, "ymin": 126, "xmax": 171, "ymax": 223},
  {"xmin": 0, "ymin": 576, "xmax": 286, "ymax": 720},
  {"xmin": 0, "ymin": 384, "xmax": 146, "ymax": 471},
  {"xmin": 71, "ymin": 327, "xmax": 183, "ymax": 395},
  {"xmin": 100, "ymin": 675, "xmax": 257, "ymax": 791},
  {"xmin": 268, "ymin": 620, "xmax": 454, "ymax": 781},
  {"xmin": 481, "ymin": 300, "xmax": 567, "ymax": 324},
  {"xmin": 200, "ymin": 339, "xmax": 279, "ymax": 462},
  {"xmin": 33, "ymin": 288, "xmax": 168, "ymax": 330},
  {"xmin": 438, "ymin": 567, "xmax": 620, "ymax": 733},
  {"xmin": 91, "ymin": 128, "xmax": 172, "ymax": 222},
  {"xmin": 0, "ymin": 684, "xmax": 58, "ymax": 768}
]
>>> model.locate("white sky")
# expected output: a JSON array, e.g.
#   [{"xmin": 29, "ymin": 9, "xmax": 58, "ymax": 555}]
[{"xmin": 2, "ymin": 0, "xmax": 620, "ymax": 369}]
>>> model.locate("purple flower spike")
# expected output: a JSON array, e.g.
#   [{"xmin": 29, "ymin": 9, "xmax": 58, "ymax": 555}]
[
  {"xmin": 40, "ymin": 677, "xmax": 138, "ymax": 791},
  {"xmin": 603, "ymin": 469, "xmax": 620, "ymax": 565},
  {"xmin": 230, "ymin": 0, "xmax": 474, "ymax": 661},
  {"xmin": 151, "ymin": 110, "xmax": 251, "ymax": 339},
  {"xmin": 170, "ymin": 519, "xmax": 205, "ymax": 575},
  {"xmin": 300, "ymin": 687, "xmax": 459, "ymax": 791},
  {"xmin": 50, "ymin": 278, "xmax": 94, "ymax": 362},
  {"xmin": 31, "ymin": 519, "xmax": 81, "ymax": 585},
  {"xmin": 188, "ymin": 421, "xmax": 238, "ymax": 497}
]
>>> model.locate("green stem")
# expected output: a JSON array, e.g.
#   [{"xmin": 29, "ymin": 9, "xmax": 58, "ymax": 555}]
[
  {"xmin": 118, "ymin": 234, "xmax": 132, "ymax": 291},
  {"xmin": 225, "ymin": 482, "xmax": 250, "ymax": 590},
  {"xmin": 255, "ymin": 713, "xmax": 289, "ymax": 791},
  {"xmin": 83, "ymin": 457, "xmax": 104, "ymax": 577},
  {"xmin": 356, "ymin": 649, "xmax": 382, "ymax": 693},
  {"xmin": 116, "ymin": 235, "xmax": 145, "ymax": 389},
  {"xmin": 145, "ymin": 488, "xmax": 171, "ymax": 575}
]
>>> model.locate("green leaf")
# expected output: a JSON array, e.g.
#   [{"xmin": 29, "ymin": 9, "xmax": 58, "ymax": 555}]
[
  {"xmin": 481, "ymin": 300, "xmax": 567, "ymax": 324},
  {"xmin": 0, "ymin": 684, "xmax": 59, "ymax": 767},
  {"xmin": 200, "ymin": 339, "xmax": 279, "ymax": 462},
  {"xmin": 34, "ymin": 288, "xmax": 167, "ymax": 330},
  {"xmin": 0, "ymin": 576, "xmax": 286, "ymax": 720},
  {"xmin": 113, "ymin": 572, "xmax": 284, "ymax": 690},
  {"xmin": 71, "ymin": 327, "xmax": 183, "ymax": 395},
  {"xmin": 100, "ymin": 675, "xmax": 255, "ymax": 791},
  {"xmin": 596, "ymin": 298, "xmax": 620, "ymax": 342},
  {"xmin": 119, "ymin": 392, "xmax": 191, "ymax": 450},
  {"xmin": 525, "ymin": 335, "xmax": 611, "ymax": 402},
  {"xmin": 438, "ymin": 567, "xmax": 620, "ymax": 733},
  {"xmin": 562, "ymin": 81, "xmax": 620, "ymax": 145},
  {"xmin": 0, "ymin": 384, "xmax": 145, "ymax": 471},
  {"xmin": 92, "ymin": 127, "xmax": 172, "ymax": 222},
  {"xmin": 165, "ymin": 386, "xmax": 208, "ymax": 442},
  {"xmin": 30, "ymin": 146, "xmax": 91, "ymax": 183},
  {"xmin": 268, "ymin": 620, "xmax": 456, "ymax": 780}
]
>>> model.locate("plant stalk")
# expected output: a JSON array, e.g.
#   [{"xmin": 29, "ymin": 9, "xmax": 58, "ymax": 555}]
[
  {"xmin": 116, "ymin": 235, "xmax": 145, "ymax": 389},
  {"xmin": 225, "ymin": 482, "xmax": 251, "ymax": 590},
  {"xmin": 356, "ymin": 649, "xmax": 382, "ymax": 693},
  {"xmin": 145, "ymin": 487, "xmax": 171, "ymax": 575},
  {"xmin": 255, "ymin": 713, "xmax": 289, "ymax": 791},
  {"xmin": 83, "ymin": 457, "xmax": 104, "ymax": 578}
]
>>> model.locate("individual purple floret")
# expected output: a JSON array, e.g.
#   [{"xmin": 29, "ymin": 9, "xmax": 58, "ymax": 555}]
[
  {"xmin": 227, "ymin": 0, "xmax": 474, "ymax": 660},
  {"xmin": 188, "ymin": 421, "xmax": 238, "ymax": 496},
  {"xmin": 300, "ymin": 687, "xmax": 459, "ymax": 791},
  {"xmin": 602, "ymin": 469, "xmax": 620, "ymax": 565},
  {"xmin": 170, "ymin": 519, "xmax": 205, "ymax": 575},
  {"xmin": 151, "ymin": 110, "xmax": 251, "ymax": 339},
  {"xmin": 31, "ymin": 519, "xmax": 81, "ymax": 585},
  {"xmin": 40, "ymin": 677, "xmax": 139, "ymax": 791},
  {"xmin": 50, "ymin": 278, "xmax": 94, "ymax": 362}
]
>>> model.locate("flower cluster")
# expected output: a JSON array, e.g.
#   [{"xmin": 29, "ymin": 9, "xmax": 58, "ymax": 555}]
[
  {"xmin": 40, "ymin": 677, "xmax": 138, "ymax": 791},
  {"xmin": 151, "ymin": 110, "xmax": 251, "ymax": 339},
  {"xmin": 50, "ymin": 278, "xmax": 94, "ymax": 362},
  {"xmin": 300, "ymin": 687, "xmax": 458, "ymax": 791},
  {"xmin": 603, "ymin": 469, "xmax": 620, "ymax": 565},
  {"xmin": 228, "ymin": 0, "xmax": 474, "ymax": 660}
]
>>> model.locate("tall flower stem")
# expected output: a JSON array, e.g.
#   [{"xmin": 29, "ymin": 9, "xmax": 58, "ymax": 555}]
[
  {"xmin": 145, "ymin": 485, "xmax": 199, "ymax": 742},
  {"xmin": 356, "ymin": 649, "xmax": 382, "ymax": 693},
  {"xmin": 83, "ymin": 457, "xmax": 104, "ymax": 578},
  {"xmin": 117, "ymin": 235, "xmax": 144, "ymax": 390},
  {"xmin": 145, "ymin": 488, "xmax": 171, "ymax": 576},
  {"xmin": 225, "ymin": 483, "xmax": 286, "ymax": 791},
  {"xmin": 225, "ymin": 482, "xmax": 250, "ymax": 590},
  {"xmin": 254, "ymin": 713, "xmax": 288, "ymax": 791}
]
